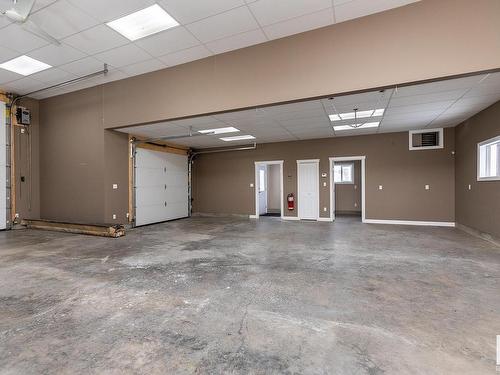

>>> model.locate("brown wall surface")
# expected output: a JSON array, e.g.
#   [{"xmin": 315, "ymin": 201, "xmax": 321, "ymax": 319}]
[
  {"xmin": 267, "ymin": 164, "xmax": 281, "ymax": 212},
  {"xmin": 39, "ymin": 87, "xmax": 128, "ymax": 224},
  {"xmin": 14, "ymin": 98, "xmax": 41, "ymax": 221},
  {"xmin": 193, "ymin": 128, "xmax": 456, "ymax": 222},
  {"xmin": 334, "ymin": 160, "xmax": 361, "ymax": 214},
  {"xmin": 455, "ymin": 101, "xmax": 500, "ymax": 238},
  {"xmin": 90, "ymin": 0, "xmax": 500, "ymax": 129}
]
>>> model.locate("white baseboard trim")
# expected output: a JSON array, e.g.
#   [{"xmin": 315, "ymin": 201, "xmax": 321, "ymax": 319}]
[
  {"xmin": 282, "ymin": 216, "xmax": 300, "ymax": 221},
  {"xmin": 318, "ymin": 217, "xmax": 333, "ymax": 222},
  {"xmin": 249, "ymin": 215, "xmax": 258, "ymax": 219},
  {"xmin": 364, "ymin": 219, "xmax": 456, "ymax": 227}
]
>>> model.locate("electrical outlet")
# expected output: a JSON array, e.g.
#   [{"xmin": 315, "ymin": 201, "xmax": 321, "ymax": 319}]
[
  {"xmin": 112, "ymin": 184, "xmax": 118, "ymax": 189},
  {"xmin": 354, "ymin": 185, "xmax": 357, "ymax": 190},
  {"xmin": 112, "ymin": 214, "xmax": 117, "ymax": 220},
  {"xmin": 126, "ymin": 213, "xmax": 130, "ymax": 218},
  {"xmin": 378, "ymin": 185, "xmax": 383, "ymax": 190},
  {"xmin": 323, "ymin": 207, "xmax": 327, "ymax": 212},
  {"xmin": 425, "ymin": 185, "xmax": 430, "ymax": 190},
  {"xmin": 354, "ymin": 203, "xmax": 358, "ymax": 208},
  {"xmin": 323, "ymin": 182, "xmax": 327, "ymax": 187},
  {"xmin": 250, "ymin": 183, "xmax": 254, "ymax": 188}
]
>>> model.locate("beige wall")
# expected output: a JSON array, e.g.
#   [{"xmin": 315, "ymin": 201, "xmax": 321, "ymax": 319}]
[
  {"xmin": 455, "ymin": 101, "xmax": 500, "ymax": 238},
  {"xmin": 39, "ymin": 87, "xmax": 128, "ymax": 224},
  {"xmin": 193, "ymin": 128, "xmax": 456, "ymax": 222},
  {"xmin": 34, "ymin": 0, "xmax": 499, "ymax": 224},
  {"xmin": 334, "ymin": 160, "xmax": 361, "ymax": 214},
  {"xmin": 267, "ymin": 164, "xmax": 281, "ymax": 212},
  {"xmin": 14, "ymin": 98, "xmax": 41, "ymax": 221},
  {"xmin": 90, "ymin": 0, "xmax": 499, "ymax": 129}
]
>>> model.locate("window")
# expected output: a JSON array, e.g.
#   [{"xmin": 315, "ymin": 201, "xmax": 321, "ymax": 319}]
[
  {"xmin": 334, "ymin": 163, "xmax": 354, "ymax": 184},
  {"xmin": 478, "ymin": 135, "xmax": 500, "ymax": 181}
]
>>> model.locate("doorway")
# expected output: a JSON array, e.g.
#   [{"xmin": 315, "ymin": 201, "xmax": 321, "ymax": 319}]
[
  {"xmin": 297, "ymin": 159, "xmax": 319, "ymax": 220},
  {"xmin": 329, "ymin": 156, "xmax": 366, "ymax": 222},
  {"xmin": 254, "ymin": 161, "xmax": 284, "ymax": 218}
]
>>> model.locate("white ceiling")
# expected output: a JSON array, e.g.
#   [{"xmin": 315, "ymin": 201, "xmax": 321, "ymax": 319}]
[
  {"xmin": 0, "ymin": 0, "xmax": 420, "ymax": 99},
  {"xmin": 116, "ymin": 72, "xmax": 500, "ymax": 148}
]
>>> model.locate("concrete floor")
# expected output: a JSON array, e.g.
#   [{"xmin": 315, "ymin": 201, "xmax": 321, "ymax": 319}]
[{"xmin": 0, "ymin": 216, "xmax": 499, "ymax": 374}]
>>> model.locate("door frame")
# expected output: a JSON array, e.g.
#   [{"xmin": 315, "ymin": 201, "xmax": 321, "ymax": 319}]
[
  {"xmin": 329, "ymin": 156, "xmax": 366, "ymax": 223},
  {"xmin": 253, "ymin": 160, "xmax": 284, "ymax": 219},
  {"xmin": 297, "ymin": 159, "xmax": 320, "ymax": 220}
]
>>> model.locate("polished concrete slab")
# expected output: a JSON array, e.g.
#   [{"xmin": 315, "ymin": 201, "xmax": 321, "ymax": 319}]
[{"xmin": 0, "ymin": 216, "xmax": 499, "ymax": 374}]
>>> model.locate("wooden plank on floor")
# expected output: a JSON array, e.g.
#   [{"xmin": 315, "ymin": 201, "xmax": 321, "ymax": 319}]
[{"xmin": 21, "ymin": 219, "xmax": 125, "ymax": 238}]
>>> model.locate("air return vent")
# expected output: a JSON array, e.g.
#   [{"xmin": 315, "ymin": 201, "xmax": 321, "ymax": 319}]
[{"xmin": 409, "ymin": 128, "xmax": 444, "ymax": 150}]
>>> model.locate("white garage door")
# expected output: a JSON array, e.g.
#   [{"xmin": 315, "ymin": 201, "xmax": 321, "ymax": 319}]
[{"xmin": 135, "ymin": 148, "xmax": 188, "ymax": 227}]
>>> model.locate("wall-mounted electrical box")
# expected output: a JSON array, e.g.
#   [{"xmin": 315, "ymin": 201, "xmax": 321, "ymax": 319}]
[{"xmin": 16, "ymin": 107, "xmax": 31, "ymax": 126}]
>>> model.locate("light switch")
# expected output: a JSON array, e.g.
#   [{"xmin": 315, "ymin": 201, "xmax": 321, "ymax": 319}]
[
  {"xmin": 354, "ymin": 185, "xmax": 357, "ymax": 190},
  {"xmin": 425, "ymin": 185, "xmax": 430, "ymax": 190},
  {"xmin": 378, "ymin": 185, "xmax": 383, "ymax": 190},
  {"xmin": 323, "ymin": 182, "xmax": 327, "ymax": 187},
  {"xmin": 468, "ymin": 184, "xmax": 472, "ymax": 190},
  {"xmin": 112, "ymin": 184, "xmax": 118, "ymax": 189}
]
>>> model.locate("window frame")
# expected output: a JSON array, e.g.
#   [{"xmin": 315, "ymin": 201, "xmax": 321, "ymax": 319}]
[
  {"xmin": 477, "ymin": 135, "xmax": 500, "ymax": 181},
  {"xmin": 334, "ymin": 162, "xmax": 354, "ymax": 185}
]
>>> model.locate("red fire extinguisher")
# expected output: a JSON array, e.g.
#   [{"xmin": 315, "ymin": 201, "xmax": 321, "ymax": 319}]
[{"xmin": 287, "ymin": 193, "xmax": 295, "ymax": 211}]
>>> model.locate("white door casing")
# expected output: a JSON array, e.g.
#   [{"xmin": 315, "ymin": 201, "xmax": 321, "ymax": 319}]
[
  {"xmin": 297, "ymin": 159, "xmax": 319, "ymax": 220},
  {"xmin": 0, "ymin": 102, "xmax": 6, "ymax": 230},
  {"xmin": 135, "ymin": 148, "xmax": 188, "ymax": 227}
]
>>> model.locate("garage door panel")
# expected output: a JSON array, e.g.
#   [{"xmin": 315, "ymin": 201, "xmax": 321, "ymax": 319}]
[{"xmin": 135, "ymin": 148, "xmax": 188, "ymax": 227}]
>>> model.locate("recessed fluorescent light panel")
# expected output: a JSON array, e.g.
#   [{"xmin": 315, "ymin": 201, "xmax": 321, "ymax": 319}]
[
  {"xmin": 334, "ymin": 122, "xmax": 380, "ymax": 131},
  {"xmin": 0, "ymin": 55, "xmax": 51, "ymax": 76},
  {"xmin": 220, "ymin": 135, "xmax": 256, "ymax": 142},
  {"xmin": 329, "ymin": 109, "xmax": 385, "ymax": 122},
  {"xmin": 106, "ymin": 4, "xmax": 179, "ymax": 41},
  {"xmin": 198, "ymin": 127, "xmax": 240, "ymax": 135}
]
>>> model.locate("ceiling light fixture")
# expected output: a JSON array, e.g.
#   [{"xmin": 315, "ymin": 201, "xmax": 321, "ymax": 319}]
[
  {"xmin": 333, "ymin": 122, "xmax": 380, "ymax": 131},
  {"xmin": 329, "ymin": 108, "xmax": 385, "ymax": 122},
  {"xmin": 0, "ymin": 55, "xmax": 52, "ymax": 76},
  {"xmin": 220, "ymin": 135, "xmax": 256, "ymax": 142},
  {"xmin": 106, "ymin": 4, "xmax": 179, "ymax": 41},
  {"xmin": 198, "ymin": 127, "xmax": 240, "ymax": 135}
]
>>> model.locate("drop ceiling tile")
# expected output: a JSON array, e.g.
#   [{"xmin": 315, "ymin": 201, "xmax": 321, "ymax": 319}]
[
  {"xmin": 0, "ymin": 24, "xmax": 49, "ymax": 53},
  {"xmin": 206, "ymin": 29, "xmax": 266, "ymax": 54},
  {"xmin": 385, "ymin": 101, "xmax": 454, "ymax": 115},
  {"xmin": 28, "ymin": 43, "xmax": 87, "ymax": 66},
  {"xmin": 91, "ymin": 69, "xmax": 128, "ymax": 85},
  {"xmin": 60, "ymin": 57, "xmax": 106, "ymax": 75},
  {"xmin": 0, "ymin": 69, "xmax": 23, "ymax": 85},
  {"xmin": 30, "ymin": 0, "xmax": 100, "ymax": 40},
  {"xmin": 463, "ymin": 84, "xmax": 500, "ymax": 98},
  {"xmin": 389, "ymin": 89, "xmax": 467, "ymax": 107},
  {"xmin": 68, "ymin": 0, "xmax": 156, "ymax": 23},
  {"xmin": 158, "ymin": 45, "xmax": 212, "ymax": 67},
  {"xmin": 0, "ymin": 17, "xmax": 11, "ymax": 29},
  {"xmin": 186, "ymin": 7, "xmax": 259, "ymax": 43},
  {"xmin": 120, "ymin": 59, "xmax": 166, "ymax": 76},
  {"xmin": 395, "ymin": 75, "xmax": 486, "ymax": 97},
  {"xmin": 95, "ymin": 44, "xmax": 151, "ymax": 68},
  {"xmin": 31, "ymin": 68, "xmax": 76, "ymax": 85},
  {"xmin": 2, "ymin": 77, "xmax": 47, "ymax": 95},
  {"xmin": 335, "ymin": 0, "xmax": 420, "ymax": 23},
  {"xmin": 249, "ymin": 0, "xmax": 331, "ymax": 26},
  {"xmin": 135, "ymin": 27, "xmax": 200, "ymax": 57},
  {"xmin": 270, "ymin": 108, "xmax": 326, "ymax": 121},
  {"xmin": 0, "ymin": 45, "xmax": 19, "ymax": 64},
  {"xmin": 160, "ymin": 0, "xmax": 245, "ymax": 24},
  {"xmin": 63, "ymin": 24, "xmax": 129, "ymax": 55},
  {"xmin": 32, "ymin": 0, "xmax": 59, "ymax": 11},
  {"xmin": 263, "ymin": 7, "xmax": 334, "ymax": 40}
]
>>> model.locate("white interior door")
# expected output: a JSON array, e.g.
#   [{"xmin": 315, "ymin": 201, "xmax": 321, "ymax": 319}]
[
  {"xmin": 298, "ymin": 161, "xmax": 319, "ymax": 220},
  {"xmin": 258, "ymin": 165, "xmax": 267, "ymax": 215},
  {"xmin": 0, "ymin": 102, "xmax": 6, "ymax": 230},
  {"xmin": 135, "ymin": 148, "xmax": 188, "ymax": 226}
]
